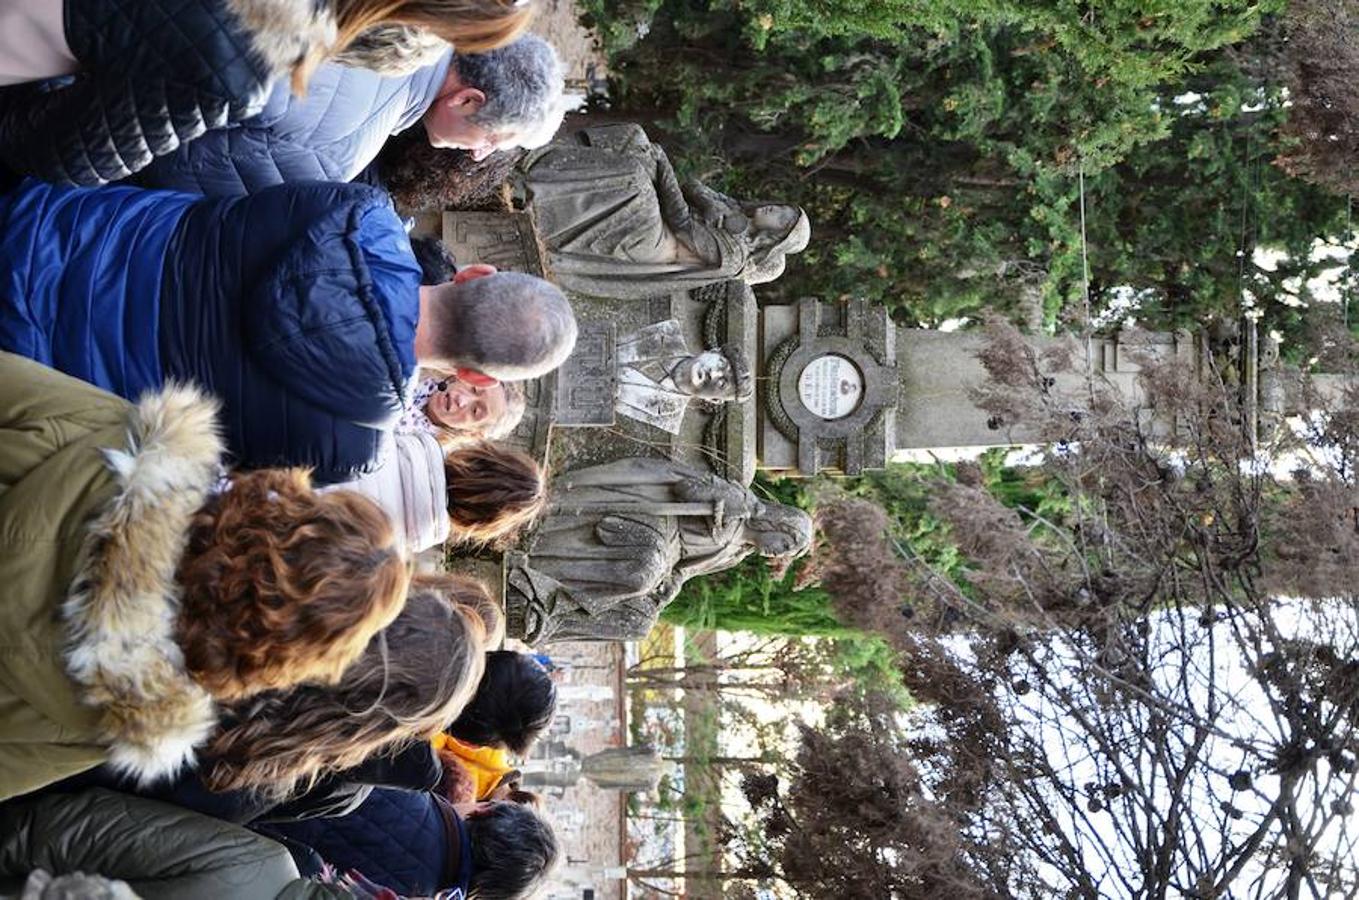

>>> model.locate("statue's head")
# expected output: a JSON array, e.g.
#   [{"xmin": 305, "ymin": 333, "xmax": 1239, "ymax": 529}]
[
  {"xmin": 742, "ymin": 204, "xmax": 811, "ymax": 285},
  {"xmin": 745, "ymin": 501, "xmax": 814, "ymax": 560},
  {"xmin": 672, "ymin": 343, "xmax": 754, "ymax": 403}
]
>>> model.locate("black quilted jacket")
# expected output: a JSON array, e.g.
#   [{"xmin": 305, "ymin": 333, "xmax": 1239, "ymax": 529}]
[
  {"xmin": 262, "ymin": 788, "xmax": 458, "ymax": 896},
  {"xmin": 0, "ymin": 0, "xmax": 333, "ymax": 186}
]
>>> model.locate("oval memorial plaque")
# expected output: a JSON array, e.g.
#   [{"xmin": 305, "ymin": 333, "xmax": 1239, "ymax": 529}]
[{"xmin": 797, "ymin": 354, "xmax": 864, "ymax": 420}]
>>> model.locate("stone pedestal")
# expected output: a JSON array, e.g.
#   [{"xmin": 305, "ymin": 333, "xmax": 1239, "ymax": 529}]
[
  {"xmin": 755, "ymin": 293, "xmax": 1213, "ymax": 476},
  {"xmin": 442, "ymin": 209, "xmax": 550, "ymax": 278},
  {"xmin": 893, "ymin": 329, "xmax": 1201, "ymax": 452}
]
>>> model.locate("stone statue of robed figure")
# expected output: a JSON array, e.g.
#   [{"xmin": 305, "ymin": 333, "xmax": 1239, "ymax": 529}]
[
  {"xmin": 518, "ymin": 123, "xmax": 811, "ymax": 300},
  {"xmin": 507, "ymin": 458, "xmax": 813, "ymax": 643}
]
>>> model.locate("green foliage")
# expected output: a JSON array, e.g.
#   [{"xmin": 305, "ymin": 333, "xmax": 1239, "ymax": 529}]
[
  {"xmin": 584, "ymin": 0, "xmax": 1349, "ymax": 328},
  {"xmin": 662, "ymin": 556, "xmax": 844, "ymax": 636},
  {"xmin": 664, "ymin": 458, "xmax": 1071, "ymax": 699}
]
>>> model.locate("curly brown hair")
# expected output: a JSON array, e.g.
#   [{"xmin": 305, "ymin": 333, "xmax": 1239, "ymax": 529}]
[
  {"xmin": 377, "ymin": 127, "xmax": 525, "ymax": 216},
  {"xmin": 445, "ymin": 442, "xmax": 547, "ymax": 547},
  {"xmin": 202, "ymin": 589, "xmax": 489, "ymax": 796},
  {"xmin": 175, "ymin": 469, "xmax": 408, "ymax": 702}
]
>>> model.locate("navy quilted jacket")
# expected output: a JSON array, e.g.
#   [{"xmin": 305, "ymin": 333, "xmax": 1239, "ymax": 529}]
[
  {"xmin": 0, "ymin": 0, "xmax": 333, "ymax": 186},
  {"xmin": 263, "ymin": 788, "xmax": 454, "ymax": 896},
  {"xmin": 139, "ymin": 52, "xmax": 452, "ymax": 196},
  {"xmin": 0, "ymin": 178, "xmax": 422, "ymax": 484}
]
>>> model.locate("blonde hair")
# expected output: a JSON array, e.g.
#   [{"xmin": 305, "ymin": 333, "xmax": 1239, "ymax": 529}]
[
  {"xmin": 296, "ymin": 0, "xmax": 534, "ymax": 89},
  {"xmin": 411, "ymin": 571, "xmax": 507, "ymax": 647},
  {"xmin": 175, "ymin": 469, "xmax": 408, "ymax": 701},
  {"xmin": 422, "ymin": 371, "xmax": 527, "ymax": 446},
  {"xmin": 202, "ymin": 590, "xmax": 489, "ymax": 797}
]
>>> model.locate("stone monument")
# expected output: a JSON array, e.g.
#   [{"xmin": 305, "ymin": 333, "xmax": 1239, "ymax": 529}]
[
  {"xmin": 515, "ymin": 123, "xmax": 810, "ymax": 300},
  {"xmin": 422, "ymin": 120, "xmax": 1353, "ymax": 644},
  {"xmin": 504, "ymin": 458, "xmax": 813, "ymax": 644},
  {"xmin": 615, "ymin": 319, "xmax": 751, "ymax": 434}
]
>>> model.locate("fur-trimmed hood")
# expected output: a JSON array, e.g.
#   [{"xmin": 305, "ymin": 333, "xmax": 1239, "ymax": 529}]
[
  {"xmin": 62, "ymin": 384, "xmax": 225, "ymax": 785},
  {"xmin": 225, "ymin": 0, "xmax": 449, "ymax": 78},
  {"xmin": 226, "ymin": 0, "xmax": 339, "ymax": 78}
]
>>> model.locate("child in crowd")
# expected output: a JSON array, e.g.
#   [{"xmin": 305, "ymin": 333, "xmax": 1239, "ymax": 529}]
[{"xmin": 435, "ymin": 651, "xmax": 559, "ymax": 804}]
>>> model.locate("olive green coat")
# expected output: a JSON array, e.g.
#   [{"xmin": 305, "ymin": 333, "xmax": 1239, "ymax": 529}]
[{"xmin": 0, "ymin": 353, "xmax": 223, "ymax": 801}]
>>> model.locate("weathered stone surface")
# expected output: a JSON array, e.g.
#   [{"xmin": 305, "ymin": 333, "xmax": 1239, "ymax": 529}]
[
  {"xmin": 505, "ymin": 458, "xmax": 811, "ymax": 644},
  {"xmin": 759, "ymin": 297, "xmax": 898, "ymax": 476},
  {"xmin": 441, "ymin": 209, "xmax": 549, "ymax": 277},
  {"xmin": 517, "ymin": 123, "xmax": 809, "ymax": 300}
]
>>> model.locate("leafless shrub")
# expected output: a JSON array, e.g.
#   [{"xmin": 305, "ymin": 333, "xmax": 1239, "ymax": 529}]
[
  {"xmin": 768, "ymin": 319, "xmax": 1359, "ymax": 898},
  {"xmin": 1278, "ymin": 0, "xmax": 1359, "ymax": 193}
]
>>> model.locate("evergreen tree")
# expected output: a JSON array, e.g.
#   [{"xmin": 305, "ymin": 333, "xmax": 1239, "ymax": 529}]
[{"xmin": 582, "ymin": 0, "xmax": 1350, "ymax": 329}]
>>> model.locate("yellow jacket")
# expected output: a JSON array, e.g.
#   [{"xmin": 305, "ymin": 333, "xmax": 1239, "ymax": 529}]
[{"xmin": 432, "ymin": 734, "xmax": 514, "ymax": 800}]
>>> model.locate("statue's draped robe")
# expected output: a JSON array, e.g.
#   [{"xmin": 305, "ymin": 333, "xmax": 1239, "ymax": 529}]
[
  {"xmin": 520, "ymin": 124, "xmax": 746, "ymax": 299},
  {"xmin": 521, "ymin": 459, "xmax": 759, "ymax": 640}
]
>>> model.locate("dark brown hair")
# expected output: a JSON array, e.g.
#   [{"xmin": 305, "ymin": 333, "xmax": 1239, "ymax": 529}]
[
  {"xmin": 378, "ymin": 128, "xmax": 524, "ymax": 216},
  {"xmin": 444, "ymin": 442, "xmax": 547, "ymax": 547},
  {"xmin": 175, "ymin": 469, "xmax": 408, "ymax": 701}
]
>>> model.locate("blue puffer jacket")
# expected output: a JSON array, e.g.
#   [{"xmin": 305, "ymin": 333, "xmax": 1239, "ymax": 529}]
[
  {"xmin": 139, "ymin": 53, "xmax": 452, "ymax": 196},
  {"xmin": 0, "ymin": 0, "xmax": 337, "ymax": 186},
  {"xmin": 263, "ymin": 789, "xmax": 455, "ymax": 896},
  {"xmin": 0, "ymin": 178, "xmax": 422, "ymax": 483}
]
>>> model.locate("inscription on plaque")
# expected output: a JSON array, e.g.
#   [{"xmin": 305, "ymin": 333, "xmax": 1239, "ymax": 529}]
[
  {"xmin": 442, "ymin": 211, "xmax": 547, "ymax": 277},
  {"xmin": 797, "ymin": 354, "xmax": 863, "ymax": 421},
  {"xmin": 553, "ymin": 322, "xmax": 617, "ymax": 426}
]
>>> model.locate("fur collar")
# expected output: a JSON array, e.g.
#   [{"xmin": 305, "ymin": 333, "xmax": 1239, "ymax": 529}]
[
  {"xmin": 62, "ymin": 384, "xmax": 224, "ymax": 785},
  {"xmin": 330, "ymin": 24, "xmax": 450, "ymax": 76},
  {"xmin": 225, "ymin": 0, "xmax": 339, "ymax": 77}
]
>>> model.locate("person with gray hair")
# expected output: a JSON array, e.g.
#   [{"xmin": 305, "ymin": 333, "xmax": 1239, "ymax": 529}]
[
  {"xmin": 136, "ymin": 34, "xmax": 566, "ymax": 195},
  {"xmin": 433, "ymin": 34, "xmax": 567, "ymax": 158},
  {"xmin": 415, "ymin": 265, "xmax": 578, "ymax": 385}
]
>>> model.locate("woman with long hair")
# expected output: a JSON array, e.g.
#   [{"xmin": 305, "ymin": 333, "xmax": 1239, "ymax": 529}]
[
  {"xmin": 0, "ymin": 353, "xmax": 408, "ymax": 802},
  {"xmin": 200, "ymin": 587, "xmax": 492, "ymax": 797},
  {"xmin": 323, "ymin": 438, "xmax": 546, "ymax": 553},
  {"xmin": 444, "ymin": 441, "xmax": 547, "ymax": 547},
  {"xmin": 0, "ymin": 0, "xmax": 534, "ymax": 186}
]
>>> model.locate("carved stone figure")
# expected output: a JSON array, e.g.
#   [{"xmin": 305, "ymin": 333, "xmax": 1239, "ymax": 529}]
[
  {"xmin": 616, "ymin": 319, "xmax": 751, "ymax": 434},
  {"xmin": 518, "ymin": 124, "xmax": 811, "ymax": 299},
  {"xmin": 507, "ymin": 458, "xmax": 813, "ymax": 643}
]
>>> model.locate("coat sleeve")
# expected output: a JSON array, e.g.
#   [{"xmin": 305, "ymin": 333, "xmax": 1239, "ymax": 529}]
[
  {"xmin": 0, "ymin": 789, "xmax": 303, "ymax": 900},
  {"xmin": 0, "ymin": 73, "xmax": 252, "ymax": 186},
  {"xmin": 138, "ymin": 122, "xmax": 344, "ymax": 196}
]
